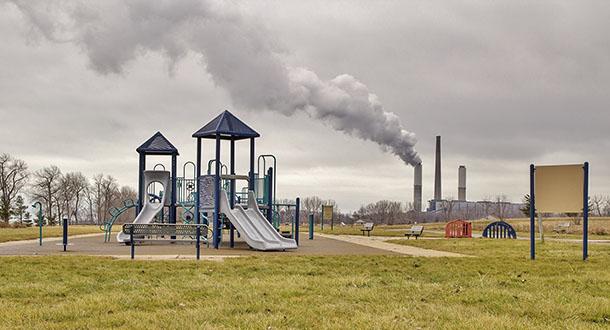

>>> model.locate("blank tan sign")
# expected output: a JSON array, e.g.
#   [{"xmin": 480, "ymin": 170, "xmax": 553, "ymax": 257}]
[
  {"xmin": 322, "ymin": 205, "xmax": 333, "ymax": 221},
  {"xmin": 535, "ymin": 164, "xmax": 584, "ymax": 213}
]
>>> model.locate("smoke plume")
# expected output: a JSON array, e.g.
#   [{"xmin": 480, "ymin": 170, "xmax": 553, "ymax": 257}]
[{"xmin": 9, "ymin": 0, "xmax": 421, "ymax": 165}]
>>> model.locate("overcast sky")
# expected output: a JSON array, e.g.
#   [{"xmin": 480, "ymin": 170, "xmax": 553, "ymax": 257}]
[{"xmin": 1, "ymin": 1, "xmax": 609, "ymax": 212}]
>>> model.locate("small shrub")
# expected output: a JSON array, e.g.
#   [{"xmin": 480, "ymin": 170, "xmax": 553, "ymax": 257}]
[{"xmin": 592, "ymin": 227, "xmax": 608, "ymax": 236}]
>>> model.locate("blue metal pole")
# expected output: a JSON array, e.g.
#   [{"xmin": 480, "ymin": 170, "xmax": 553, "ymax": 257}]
[
  {"xmin": 137, "ymin": 153, "xmax": 145, "ymax": 214},
  {"xmin": 530, "ymin": 164, "xmax": 536, "ymax": 260},
  {"xmin": 171, "ymin": 154, "xmax": 177, "ymax": 224},
  {"xmin": 583, "ymin": 162, "xmax": 589, "ymax": 261},
  {"xmin": 295, "ymin": 197, "xmax": 300, "ymax": 245},
  {"xmin": 214, "ymin": 134, "xmax": 221, "ymax": 249},
  {"xmin": 130, "ymin": 226, "xmax": 135, "ymax": 259},
  {"xmin": 229, "ymin": 139, "xmax": 235, "ymax": 248},
  {"xmin": 249, "ymin": 137, "xmax": 255, "ymax": 191},
  {"xmin": 196, "ymin": 224, "xmax": 201, "ymax": 260},
  {"xmin": 62, "ymin": 217, "xmax": 68, "ymax": 252},
  {"xmin": 266, "ymin": 167, "xmax": 273, "ymax": 224},
  {"xmin": 195, "ymin": 138, "xmax": 201, "ymax": 226},
  {"xmin": 309, "ymin": 214, "xmax": 314, "ymax": 240}
]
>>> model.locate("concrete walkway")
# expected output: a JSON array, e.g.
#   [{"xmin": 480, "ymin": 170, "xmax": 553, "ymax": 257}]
[{"xmin": 318, "ymin": 234, "xmax": 468, "ymax": 257}]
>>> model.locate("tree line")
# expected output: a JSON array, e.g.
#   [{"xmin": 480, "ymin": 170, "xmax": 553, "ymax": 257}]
[{"xmin": 0, "ymin": 153, "xmax": 136, "ymax": 225}]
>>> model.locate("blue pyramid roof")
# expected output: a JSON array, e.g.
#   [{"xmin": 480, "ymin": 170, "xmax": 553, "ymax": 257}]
[
  {"xmin": 192, "ymin": 110, "xmax": 259, "ymax": 140},
  {"xmin": 136, "ymin": 132, "xmax": 179, "ymax": 155}
]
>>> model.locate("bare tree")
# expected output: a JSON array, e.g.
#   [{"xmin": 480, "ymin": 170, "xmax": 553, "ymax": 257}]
[
  {"xmin": 494, "ymin": 195, "xmax": 510, "ymax": 220},
  {"xmin": 0, "ymin": 154, "xmax": 29, "ymax": 222},
  {"xmin": 58, "ymin": 172, "xmax": 89, "ymax": 223},
  {"xmin": 301, "ymin": 196, "xmax": 323, "ymax": 223},
  {"xmin": 442, "ymin": 198, "xmax": 456, "ymax": 221},
  {"xmin": 591, "ymin": 195, "xmax": 607, "ymax": 217},
  {"xmin": 89, "ymin": 174, "xmax": 120, "ymax": 225},
  {"xmin": 29, "ymin": 166, "xmax": 62, "ymax": 224},
  {"xmin": 353, "ymin": 200, "xmax": 404, "ymax": 224}
]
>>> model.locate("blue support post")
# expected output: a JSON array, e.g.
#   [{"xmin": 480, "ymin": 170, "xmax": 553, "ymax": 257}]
[
  {"xmin": 583, "ymin": 162, "xmax": 589, "ymax": 261},
  {"xmin": 62, "ymin": 217, "xmax": 68, "ymax": 252},
  {"xmin": 308, "ymin": 214, "xmax": 314, "ymax": 240},
  {"xmin": 137, "ymin": 153, "xmax": 145, "ymax": 214},
  {"xmin": 130, "ymin": 226, "xmax": 135, "ymax": 259},
  {"xmin": 530, "ymin": 164, "xmax": 536, "ymax": 260},
  {"xmin": 249, "ymin": 138, "xmax": 255, "ymax": 191},
  {"xmin": 229, "ymin": 139, "xmax": 235, "ymax": 248},
  {"xmin": 196, "ymin": 224, "xmax": 201, "ymax": 260},
  {"xmin": 295, "ymin": 197, "xmax": 300, "ymax": 245},
  {"xmin": 266, "ymin": 167, "xmax": 273, "ymax": 224},
  {"xmin": 195, "ymin": 138, "xmax": 201, "ymax": 226},
  {"xmin": 171, "ymin": 154, "xmax": 177, "ymax": 224},
  {"xmin": 213, "ymin": 135, "xmax": 221, "ymax": 249}
]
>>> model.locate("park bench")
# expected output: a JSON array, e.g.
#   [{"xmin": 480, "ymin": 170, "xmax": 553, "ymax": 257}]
[
  {"xmin": 553, "ymin": 222, "xmax": 571, "ymax": 234},
  {"xmin": 405, "ymin": 225, "xmax": 424, "ymax": 239},
  {"xmin": 361, "ymin": 222, "xmax": 374, "ymax": 236},
  {"xmin": 122, "ymin": 223, "xmax": 209, "ymax": 259}
]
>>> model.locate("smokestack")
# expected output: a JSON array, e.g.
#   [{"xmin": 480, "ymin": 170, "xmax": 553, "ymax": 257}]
[
  {"xmin": 458, "ymin": 165, "xmax": 466, "ymax": 201},
  {"xmin": 434, "ymin": 136, "xmax": 442, "ymax": 201},
  {"xmin": 413, "ymin": 163, "xmax": 422, "ymax": 212}
]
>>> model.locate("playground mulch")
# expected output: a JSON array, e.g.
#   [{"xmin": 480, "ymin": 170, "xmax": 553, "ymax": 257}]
[{"xmin": 0, "ymin": 233, "xmax": 399, "ymax": 258}]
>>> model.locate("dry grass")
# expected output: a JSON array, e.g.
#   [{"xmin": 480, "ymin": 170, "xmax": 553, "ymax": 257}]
[
  {"xmin": 0, "ymin": 239, "xmax": 609, "ymax": 329},
  {"xmin": 0, "ymin": 225, "xmax": 103, "ymax": 243}
]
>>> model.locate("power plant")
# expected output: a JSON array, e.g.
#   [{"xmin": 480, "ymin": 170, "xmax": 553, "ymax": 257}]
[
  {"xmin": 413, "ymin": 163, "xmax": 422, "ymax": 212},
  {"xmin": 414, "ymin": 135, "xmax": 522, "ymax": 219},
  {"xmin": 434, "ymin": 136, "xmax": 442, "ymax": 201},
  {"xmin": 458, "ymin": 165, "xmax": 466, "ymax": 201}
]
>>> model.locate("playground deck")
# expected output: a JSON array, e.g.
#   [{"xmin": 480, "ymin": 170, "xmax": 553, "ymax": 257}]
[{"xmin": 0, "ymin": 233, "xmax": 398, "ymax": 258}]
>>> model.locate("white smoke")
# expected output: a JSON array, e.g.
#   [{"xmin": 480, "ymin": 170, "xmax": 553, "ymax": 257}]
[{"xmin": 9, "ymin": 0, "xmax": 421, "ymax": 165}]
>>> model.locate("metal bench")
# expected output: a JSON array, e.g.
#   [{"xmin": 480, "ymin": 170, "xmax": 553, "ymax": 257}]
[
  {"xmin": 553, "ymin": 222, "xmax": 571, "ymax": 234},
  {"xmin": 361, "ymin": 222, "xmax": 374, "ymax": 236},
  {"xmin": 122, "ymin": 223, "xmax": 209, "ymax": 259},
  {"xmin": 405, "ymin": 225, "xmax": 424, "ymax": 239}
]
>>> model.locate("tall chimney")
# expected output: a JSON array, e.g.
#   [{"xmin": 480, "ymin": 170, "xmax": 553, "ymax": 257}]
[
  {"xmin": 458, "ymin": 165, "xmax": 466, "ymax": 201},
  {"xmin": 434, "ymin": 136, "xmax": 442, "ymax": 201},
  {"xmin": 413, "ymin": 163, "xmax": 422, "ymax": 212}
]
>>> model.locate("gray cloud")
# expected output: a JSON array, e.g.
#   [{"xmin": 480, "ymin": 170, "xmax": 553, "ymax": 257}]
[
  {"xmin": 9, "ymin": 0, "xmax": 421, "ymax": 166},
  {"xmin": 1, "ymin": 1, "xmax": 610, "ymax": 211}
]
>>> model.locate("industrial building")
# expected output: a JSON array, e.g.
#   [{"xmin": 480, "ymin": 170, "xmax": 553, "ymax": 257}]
[{"xmin": 413, "ymin": 135, "xmax": 524, "ymax": 220}]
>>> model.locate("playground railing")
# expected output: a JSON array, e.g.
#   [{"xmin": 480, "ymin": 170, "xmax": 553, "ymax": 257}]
[{"xmin": 123, "ymin": 223, "xmax": 209, "ymax": 260}]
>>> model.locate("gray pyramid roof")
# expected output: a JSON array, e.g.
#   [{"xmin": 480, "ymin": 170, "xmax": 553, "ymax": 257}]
[
  {"xmin": 192, "ymin": 110, "xmax": 259, "ymax": 140},
  {"xmin": 136, "ymin": 132, "xmax": 179, "ymax": 155}
]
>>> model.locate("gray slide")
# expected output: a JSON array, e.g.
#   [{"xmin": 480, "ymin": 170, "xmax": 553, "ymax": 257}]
[
  {"xmin": 219, "ymin": 190, "xmax": 297, "ymax": 251},
  {"xmin": 117, "ymin": 170, "xmax": 170, "ymax": 243}
]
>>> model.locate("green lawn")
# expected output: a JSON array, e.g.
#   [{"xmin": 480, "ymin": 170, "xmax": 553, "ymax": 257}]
[
  {"xmin": 0, "ymin": 225, "xmax": 103, "ymax": 243},
  {"xmin": 1, "ymin": 239, "xmax": 609, "ymax": 328},
  {"xmin": 318, "ymin": 225, "xmax": 445, "ymax": 238}
]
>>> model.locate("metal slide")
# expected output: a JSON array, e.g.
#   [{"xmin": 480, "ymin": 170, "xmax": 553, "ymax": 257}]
[
  {"xmin": 117, "ymin": 170, "xmax": 170, "ymax": 243},
  {"xmin": 219, "ymin": 190, "xmax": 297, "ymax": 251}
]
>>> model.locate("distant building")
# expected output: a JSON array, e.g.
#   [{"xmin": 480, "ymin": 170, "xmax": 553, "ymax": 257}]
[{"xmin": 427, "ymin": 199, "xmax": 524, "ymax": 220}]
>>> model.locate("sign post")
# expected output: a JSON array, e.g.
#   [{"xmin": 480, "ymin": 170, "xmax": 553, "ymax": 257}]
[
  {"xmin": 530, "ymin": 163, "xmax": 589, "ymax": 260},
  {"xmin": 322, "ymin": 205, "xmax": 334, "ymax": 231}
]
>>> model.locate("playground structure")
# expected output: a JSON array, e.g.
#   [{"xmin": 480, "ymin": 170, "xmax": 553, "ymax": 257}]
[
  {"xmin": 106, "ymin": 110, "xmax": 299, "ymax": 251},
  {"xmin": 445, "ymin": 220, "xmax": 472, "ymax": 238},
  {"xmin": 482, "ymin": 221, "xmax": 517, "ymax": 239}
]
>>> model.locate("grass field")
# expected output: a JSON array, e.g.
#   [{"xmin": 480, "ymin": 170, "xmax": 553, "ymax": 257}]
[
  {"xmin": 317, "ymin": 217, "xmax": 610, "ymax": 240},
  {"xmin": 0, "ymin": 225, "xmax": 103, "ymax": 243},
  {"xmin": 318, "ymin": 224, "xmax": 445, "ymax": 237},
  {"xmin": 1, "ymin": 239, "xmax": 609, "ymax": 329}
]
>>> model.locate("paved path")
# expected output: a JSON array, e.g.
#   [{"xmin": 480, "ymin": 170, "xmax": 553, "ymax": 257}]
[
  {"xmin": 0, "ymin": 233, "xmax": 399, "ymax": 258},
  {"xmin": 318, "ymin": 234, "xmax": 468, "ymax": 257}
]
